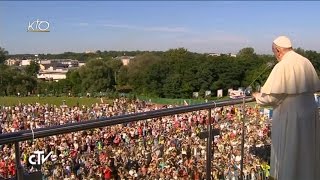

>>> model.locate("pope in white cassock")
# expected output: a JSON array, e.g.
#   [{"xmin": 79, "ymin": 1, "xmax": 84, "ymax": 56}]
[{"xmin": 252, "ymin": 36, "xmax": 320, "ymax": 180}]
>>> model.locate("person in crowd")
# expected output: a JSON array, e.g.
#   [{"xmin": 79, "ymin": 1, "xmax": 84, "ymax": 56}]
[{"xmin": 0, "ymin": 97, "xmax": 271, "ymax": 179}]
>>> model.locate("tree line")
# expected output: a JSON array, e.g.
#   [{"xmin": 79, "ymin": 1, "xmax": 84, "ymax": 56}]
[{"xmin": 1, "ymin": 47, "xmax": 320, "ymax": 98}]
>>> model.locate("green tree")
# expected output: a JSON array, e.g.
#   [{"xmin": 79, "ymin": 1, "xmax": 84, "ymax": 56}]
[
  {"xmin": 67, "ymin": 70, "xmax": 82, "ymax": 94},
  {"xmin": 305, "ymin": 50, "xmax": 320, "ymax": 75},
  {"xmin": 117, "ymin": 66, "xmax": 129, "ymax": 86},
  {"xmin": 163, "ymin": 73, "xmax": 182, "ymax": 98},
  {"xmin": 294, "ymin": 47, "xmax": 306, "ymax": 56},
  {"xmin": 127, "ymin": 53, "xmax": 163, "ymax": 93},
  {"xmin": 164, "ymin": 48, "xmax": 191, "ymax": 61},
  {"xmin": 78, "ymin": 59, "xmax": 115, "ymax": 93},
  {"xmin": 25, "ymin": 61, "xmax": 40, "ymax": 77},
  {"xmin": 237, "ymin": 47, "xmax": 257, "ymax": 60},
  {"xmin": 0, "ymin": 65, "xmax": 13, "ymax": 95},
  {"xmin": 142, "ymin": 62, "xmax": 170, "ymax": 97},
  {"xmin": 0, "ymin": 47, "xmax": 8, "ymax": 64}
]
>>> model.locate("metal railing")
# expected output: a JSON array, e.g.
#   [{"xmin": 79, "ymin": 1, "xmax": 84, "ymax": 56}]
[{"xmin": 0, "ymin": 97, "xmax": 255, "ymax": 180}]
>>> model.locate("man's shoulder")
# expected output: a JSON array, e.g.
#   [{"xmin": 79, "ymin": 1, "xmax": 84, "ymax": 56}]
[
  {"xmin": 287, "ymin": 50, "xmax": 302, "ymax": 59},
  {"xmin": 282, "ymin": 51, "xmax": 309, "ymax": 64},
  {"xmin": 291, "ymin": 51, "xmax": 311, "ymax": 61}
]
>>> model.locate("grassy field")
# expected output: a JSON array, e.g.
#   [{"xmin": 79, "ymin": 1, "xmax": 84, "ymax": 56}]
[
  {"xmin": 0, "ymin": 96, "xmax": 113, "ymax": 106},
  {"xmin": 137, "ymin": 97, "xmax": 207, "ymax": 105},
  {"xmin": 136, "ymin": 95, "xmax": 248, "ymax": 105},
  {"xmin": 0, "ymin": 96, "xmax": 258, "ymax": 107}
]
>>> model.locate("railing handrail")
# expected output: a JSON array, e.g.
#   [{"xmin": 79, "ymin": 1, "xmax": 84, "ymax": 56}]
[{"xmin": 0, "ymin": 97, "xmax": 254, "ymax": 145}]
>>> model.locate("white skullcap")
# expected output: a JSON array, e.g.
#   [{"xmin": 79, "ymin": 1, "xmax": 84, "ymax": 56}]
[{"xmin": 273, "ymin": 36, "xmax": 292, "ymax": 48}]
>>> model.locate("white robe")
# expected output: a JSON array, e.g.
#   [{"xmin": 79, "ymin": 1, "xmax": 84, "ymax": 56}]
[{"xmin": 255, "ymin": 50, "xmax": 320, "ymax": 180}]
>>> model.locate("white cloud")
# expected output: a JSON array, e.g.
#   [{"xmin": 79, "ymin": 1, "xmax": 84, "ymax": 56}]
[{"xmin": 102, "ymin": 23, "xmax": 189, "ymax": 33}]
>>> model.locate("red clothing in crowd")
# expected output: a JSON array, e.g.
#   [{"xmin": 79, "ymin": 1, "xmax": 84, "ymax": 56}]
[
  {"xmin": 174, "ymin": 120, "xmax": 180, "ymax": 128},
  {"xmin": 99, "ymin": 153, "xmax": 106, "ymax": 162},
  {"xmin": 0, "ymin": 160, "xmax": 6, "ymax": 177},
  {"xmin": 194, "ymin": 171, "xmax": 200, "ymax": 180},
  {"xmin": 113, "ymin": 135, "xmax": 121, "ymax": 145},
  {"xmin": 104, "ymin": 167, "xmax": 112, "ymax": 180},
  {"xmin": 8, "ymin": 163, "xmax": 15, "ymax": 176},
  {"xmin": 230, "ymin": 132, "xmax": 236, "ymax": 139},
  {"xmin": 70, "ymin": 150, "xmax": 77, "ymax": 158},
  {"xmin": 13, "ymin": 121, "xmax": 18, "ymax": 129},
  {"xmin": 138, "ymin": 127, "xmax": 142, "ymax": 136}
]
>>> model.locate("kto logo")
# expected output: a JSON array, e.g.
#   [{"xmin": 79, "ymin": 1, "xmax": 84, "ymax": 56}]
[
  {"xmin": 27, "ymin": 19, "xmax": 50, "ymax": 32},
  {"xmin": 28, "ymin": 151, "xmax": 53, "ymax": 165}
]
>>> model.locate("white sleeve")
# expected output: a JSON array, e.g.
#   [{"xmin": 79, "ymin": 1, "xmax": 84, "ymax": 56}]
[{"xmin": 255, "ymin": 93, "xmax": 286, "ymax": 107}]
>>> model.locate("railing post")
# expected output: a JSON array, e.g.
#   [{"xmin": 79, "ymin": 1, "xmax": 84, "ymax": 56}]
[
  {"xmin": 240, "ymin": 97, "xmax": 246, "ymax": 180},
  {"xmin": 206, "ymin": 108, "xmax": 212, "ymax": 180},
  {"xmin": 15, "ymin": 142, "xmax": 24, "ymax": 180}
]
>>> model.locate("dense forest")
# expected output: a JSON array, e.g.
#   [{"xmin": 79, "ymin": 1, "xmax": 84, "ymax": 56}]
[{"xmin": 1, "ymin": 47, "xmax": 320, "ymax": 98}]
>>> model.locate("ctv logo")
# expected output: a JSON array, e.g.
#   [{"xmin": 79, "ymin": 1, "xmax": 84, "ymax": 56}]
[
  {"xmin": 27, "ymin": 19, "xmax": 50, "ymax": 32},
  {"xmin": 28, "ymin": 151, "xmax": 53, "ymax": 165}
]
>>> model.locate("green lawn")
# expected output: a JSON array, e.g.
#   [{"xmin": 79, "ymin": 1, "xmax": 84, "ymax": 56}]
[
  {"xmin": 0, "ymin": 96, "xmax": 259, "ymax": 107},
  {"xmin": 136, "ymin": 95, "xmax": 234, "ymax": 105},
  {"xmin": 0, "ymin": 96, "xmax": 113, "ymax": 106}
]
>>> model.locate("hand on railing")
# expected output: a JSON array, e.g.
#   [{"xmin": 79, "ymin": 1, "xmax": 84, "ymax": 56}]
[{"xmin": 252, "ymin": 92, "xmax": 260, "ymax": 100}]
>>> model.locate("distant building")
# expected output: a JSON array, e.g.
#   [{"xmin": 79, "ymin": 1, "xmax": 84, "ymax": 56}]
[
  {"xmin": 59, "ymin": 60, "xmax": 79, "ymax": 67},
  {"xmin": 79, "ymin": 62, "xmax": 86, "ymax": 67},
  {"xmin": 37, "ymin": 59, "xmax": 82, "ymax": 81},
  {"xmin": 113, "ymin": 56, "xmax": 135, "ymax": 66},
  {"xmin": 229, "ymin": 53, "xmax": 237, "ymax": 57},
  {"xmin": 85, "ymin": 50, "xmax": 95, "ymax": 54},
  {"xmin": 39, "ymin": 64, "xmax": 68, "ymax": 71},
  {"xmin": 208, "ymin": 53, "xmax": 237, "ymax": 57},
  {"xmin": 6, "ymin": 57, "xmax": 84, "ymax": 82},
  {"xmin": 121, "ymin": 57, "xmax": 130, "ymax": 66},
  {"xmin": 37, "ymin": 72, "xmax": 67, "ymax": 81},
  {"xmin": 208, "ymin": 53, "xmax": 221, "ymax": 57},
  {"xmin": 5, "ymin": 59, "xmax": 19, "ymax": 66},
  {"xmin": 20, "ymin": 59, "xmax": 32, "ymax": 66},
  {"xmin": 38, "ymin": 63, "xmax": 69, "ymax": 81},
  {"xmin": 39, "ymin": 60, "xmax": 51, "ymax": 65}
]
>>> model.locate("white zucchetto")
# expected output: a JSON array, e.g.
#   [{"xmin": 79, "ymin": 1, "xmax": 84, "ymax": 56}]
[{"xmin": 273, "ymin": 36, "xmax": 292, "ymax": 48}]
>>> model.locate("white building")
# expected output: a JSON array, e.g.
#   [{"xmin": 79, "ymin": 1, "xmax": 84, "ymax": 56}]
[
  {"xmin": 37, "ymin": 60, "xmax": 72, "ymax": 81},
  {"xmin": 79, "ymin": 62, "xmax": 86, "ymax": 67},
  {"xmin": 39, "ymin": 60, "xmax": 52, "ymax": 65},
  {"xmin": 5, "ymin": 59, "xmax": 19, "ymax": 66},
  {"xmin": 38, "ymin": 66, "xmax": 68, "ymax": 81},
  {"xmin": 85, "ymin": 50, "xmax": 94, "ymax": 54},
  {"xmin": 20, "ymin": 59, "xmax": 32, "ymax": 66},
  {"xmin": 208, "ymin": 53, "xmax": 237, "ymax": 57},
  {"xmin": 119, "ymin": 56, "xmax": 135, "ymax": 66},
  {"xmin": 37, "ymin": 72, "xmax": 67, "ymax": 81},
  {"xmin": 208, "ymin": 53, "xmax": 221, "ymax": 57},
  {"xmin": 121, "ymin": 58, "xmax": 130, "ymax": 66}
]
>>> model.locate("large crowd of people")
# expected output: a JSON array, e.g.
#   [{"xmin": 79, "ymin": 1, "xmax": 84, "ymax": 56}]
[{"xmin": 0, "ymin": 97, "xmax": 271, "ymax": 180}]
